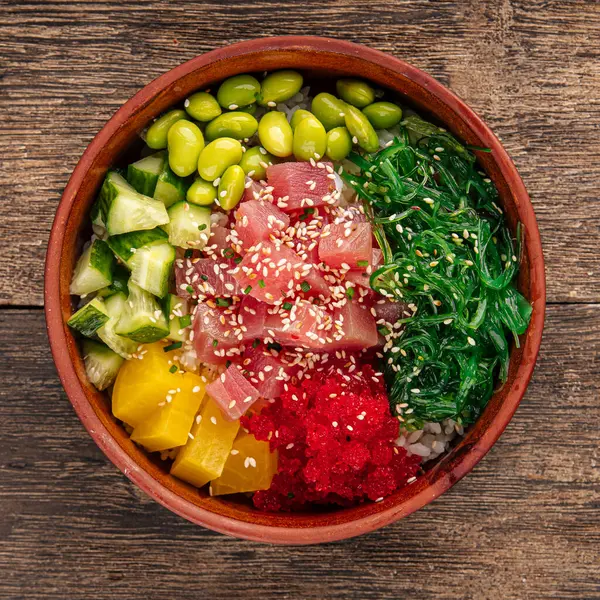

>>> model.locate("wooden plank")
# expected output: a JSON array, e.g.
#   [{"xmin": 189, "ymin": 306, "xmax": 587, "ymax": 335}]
[
  {"xmin": 0, "ymin": 0, "xmax": 599, "ymax": 305},
  {"xmin": 0, "ymin": 305, "xmax": 597, "ymax": 599}
]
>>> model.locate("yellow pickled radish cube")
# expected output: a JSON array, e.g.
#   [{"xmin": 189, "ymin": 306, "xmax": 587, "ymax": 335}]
[
  {"xmin": 209, "ymin": 430, "xmax": 278, "ymax": 496},
  {"xmin": 130, "ymin": 372, "xmax": 206, "ymax": 452},
  {"xmin": 112, "ymin": 342, "xmax": 186, "ymax": 427},
  {"xmin": 170, "ymin": 398, "xmax": 240, "ymax": 488}
]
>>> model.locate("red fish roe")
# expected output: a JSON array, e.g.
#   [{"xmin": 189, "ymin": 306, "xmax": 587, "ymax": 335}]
[{"xmin": 242, "ymin": 365, "xmax": 421, "ymax": 511}]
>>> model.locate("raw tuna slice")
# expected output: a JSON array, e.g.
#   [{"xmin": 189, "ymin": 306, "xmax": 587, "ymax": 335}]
[
  {"xmin": 206, "ymin": 364, "xmax": 260, "ymax": 421},
  {"xmin": 176, "ymin": 257, "xmax": 242, "ymax": 299},
  {"xmin": 330, "ymin": 300, "xmax": 378, "ymax": 349},
  {"xmin": 242, "ymin": 179, "xmax": 266, "ymax": 203},
  {"xmin": 234, "ymin": 199, "xmax": 290, "ymax": 251},
  {"xmin": 345, "ymin": 248, "xmax": 383, "ymax": 288},
  {"xmin": 242, "ymin": 345, "xmax": 297, "ymax": 400},
  {"xmin": 192, "ymin": 303, "xmax": 237, "ymax": 364},
  {"xmin": 233, "ymin": 240, "xmax": 330, "ymax": 304},
  {"xmin": 263, "ymin": 300, "xmax": 331, "ymax": 349},
  {"xmin": 238, "ymin": 295, "xmax": 268, "ymax": 341},
  {"xmin": 318, "ymin": 221, "xmax": 373, "ymax": 270},
  {"xmin": 207, "ymin": 224, "xmax": 232, "ymax": 257},
  {"xmin": 266, "ymin": 161, "xmax": 340, "ymax": 213}
]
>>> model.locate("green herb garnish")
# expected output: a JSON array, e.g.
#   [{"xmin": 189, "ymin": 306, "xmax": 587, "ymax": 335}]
[
  {"xmin": 243, "ymin": 285, "xmax": 252, "ymax": 294},
  {"xmin": 215, "ymin": 298, "xmax": 231, "ymax": 307},
  {"xmin": 300, "ymin": 281, "xmax": 311, "ymax": 293},
  {"xmin": 179, "ymin": 314, "xmax": 192, "ymax": 328},
  {"xmin": 169, "ymin": 364, "xmax": 178, "ymax": 373},
  {"xmin": 356, "ymin": 260, "xmax": 369, "ymax": 268},
  {"xmin": 346, "ymin": 287, "xmax": 355, "ymax": 300},
  {"xmin": 282, "ymin": 301, "xmax": 293, "ymax": 310},
  {"xmin": 258, "ymin": 279, "xmax": 266, "ymax": 288},
  {"xmin": 164, "ymin": 341, "xmax": 182, "ymax": 352}
]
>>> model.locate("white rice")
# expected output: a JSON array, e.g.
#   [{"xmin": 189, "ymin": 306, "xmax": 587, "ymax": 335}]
[{"xmin": 396, "ymin": 418, "xmax": 465, "ymax": 461}]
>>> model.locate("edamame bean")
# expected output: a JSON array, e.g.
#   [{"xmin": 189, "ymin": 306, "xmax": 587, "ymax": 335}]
[
  {"xmin": 290, "ymin": 109, "xmax": 314, "ymax": 131},
  {"xmin": 336, "ymin": 78, "xmax": 375, "ymax": 108},
  {"xmin": 326, "ymin": 127, "xmax": 353, "ymax": 161},
  {"xmin": 258, "ymin": 70, "xmax": 303, "ymax": 106},
  {"xmin": 362, "ymin": 102, "xmax": 403, "ymax": 129},
  {"xmin": 257, "ymin": 111, "xmax": 293, "ymax": 157},
  {"xmin": 344, "ymin": 105, "xmax": 380, "ymax": 153},
  {"xmin": 217, "ymin": 165, "xmax": 245, "ymax": 210},
  {"xmin": 311, "ymin": 93, "xmax": 346, "ymax": 131},
  {"xmin": 184, "ymin": 92, "xmax": 222, "ymax": 122},
  {"xmin": 187, "ymin": 178, "xmax": 217, "ymax": 206},
  {"xmin": 204, "ymin": 112, "xmax": 258, "ymax": 141},
  {"xmin": 293, "ymin": 116, "xmax": 327, "ymax": 161},
  {"xmin": 197, "ymin": 137, "xmax": 243, "ymax": 181},
  {"xmin": 239, "ymin": 146, "xmax": 275, "ymax": 180},
  {"xmin": 216, "ymin": 74, "xmax": 261, "ymax": 109},
  {"xmin": 146, "ymin": 109, "xmax": 187, "ymax": 149},
  {"xmin": 167, "ymin": 120, "xmax": 205, "ymax": 177}
]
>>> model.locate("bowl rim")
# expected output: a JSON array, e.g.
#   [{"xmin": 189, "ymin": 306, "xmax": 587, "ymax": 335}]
[{"xmin": 45, "ymin": 35, "xmax": 546, "ymax": 545}]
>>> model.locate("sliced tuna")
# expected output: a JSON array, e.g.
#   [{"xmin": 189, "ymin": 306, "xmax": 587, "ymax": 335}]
[
  {"xmin": 206, "ymin": 364, "xmax": 260, "ymax": 421},
  {"xmin": 242, "ymin": 345, "xmax": 297, "ymax": 400},
  {"xmin": 266, "ymin": 161, "xmax": 340, "ymax": 213},
  {"xmin": 234, "ymin": 199, "xmax": 290, "ymax": 251},
  {"xmin": 345, "ymin": 248, "xmax": 383, "ymax": 288},
  {"xmin": 330, "ymin": 300, "xmax": 378, "ymax": 349},
  {"xmin": 233, "ymin": 240, "xmax": 330, "ymax": 304},
  {"xmin": 318, "ymin": 221, "xmax": 373, "ymax": 270},
  {"xmin": 192, "ymin": 303, "xmax": 238, "ymax": 364},
  {"xmin": 176, "ymin": 257, "xmax": 242, "ymax": 299}
]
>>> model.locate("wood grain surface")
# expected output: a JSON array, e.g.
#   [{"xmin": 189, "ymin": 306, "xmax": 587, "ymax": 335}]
[{"xmin": 0, "ymin": 0, "xmax": 598, "ymax": 598}]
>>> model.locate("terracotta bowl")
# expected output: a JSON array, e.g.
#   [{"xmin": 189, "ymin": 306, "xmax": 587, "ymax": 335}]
[{"xmin": 45, "ymin": 36, "xmax": 545, "ymax": 544}]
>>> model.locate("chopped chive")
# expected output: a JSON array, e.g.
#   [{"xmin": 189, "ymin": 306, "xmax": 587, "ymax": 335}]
[
  {"xmin": 282, "ymin": 301, "xmax": 293, "ymax": 310},
  {"xmin": 169, "ymin": 364, "xmax": 178, "ymax": 373},
  {"xmin": 164, "ymin": 341, "xmax": 182, "ymax": 352},
  {"xmin": 234, "ymin": 256, "xmax": 242, "ymax": 264},
  {"xmin": 215, "ymin": 297, "xmax": 231, "ymax": 307},
  {"xmin": 356, "ymin": 260, "xmax": 369, "ymax": 268},
  {"xmin": 345, "ymin": 287, "xmax": 355, "ymax": 300},
  {"xmin": 179, "ymin": 314, "xmax": 192, "ymax": 328},
  {"xmin": 186, "ymin": 285, "xmax": 194, "ymax": 294},
  {"xmin": 200, "ymin": 274, "xmax": 209, "ymax": 281},
  {"xmin": 252, "ymin": 338, "xmax": 260, "ymax": 348},
  {"xmin": 222, "ymin": 247, "xmax": 235, "ymax": 259},
  {"xmin": 378, "ymin": 326, "xmax": 391, "ymax": 337},
  {"xmin": 267, "ymin": 341, "xmax": 282, "ymax": 352},
  {"xmin": 243, "ymin": 285, "xmax": 252, "ymax": 295},
  {"xmin": 212, "ymin": 339, "xmax": 218, "ymax": 347},
  {"xmin": 198, "ymin": 223, "xmax": 207, "ymax": 231},
  {"xmin": 225, "ymin": 360, "xmax": 232, "ymax": 368},
  {"xmin": 184, "ymin": 249, "xmax": 194, "ymax": 259},
  {"xmin": 300, "ymin": 281, "xmax": 311, "ymax": 293},
  {"xmin": 258, "ymin": 279, "xmax": 266, "ymax": 288}
]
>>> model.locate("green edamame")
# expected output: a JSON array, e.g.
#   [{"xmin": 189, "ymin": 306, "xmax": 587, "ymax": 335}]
[
  {"xmin": 326, "ymin": 127, "xmax": 353, "ymax": 161},
  {"xmin": 336, "ymin": 78, "xmax": 375, "ymax": 108},
  {"xmin": 146, "ymin": 109, "xmax": 187, "ymax": 150},
  {"xmin": 258, "ymin": 70, "xmax": 303, "ymax": 106},
  {"xmin": 205, "ymin": 112, "xmax": 258, "ymax": 141},
  {"xmin": 216, "ymin": 74, "xmax": 261, "ymax": 110},
  {"xmin": 293, "ymin": 116, "xmax": 327, "ymax": 161},
  {"xmin": 197, "ymin": 137, "xmax": 243, "ymax": 181},
  {"xmin": 257, "ymin": 111, "xmax": 293, "ymax": 158},
  {"xmin": 362, "ymin": 102, "xmax": 403, "ymax": 129},
  {"xmin": 311, "ymin": 93, "xmax": 346, "ymax": 131},
  {"xmin": 239, "ymin": 146, "xmax": 275, "ymax": 180},
  {"xmin": 184, "ymin": 92, "xmax": 222, "ymax": 122},
  {"xmin": 217, "ymin": 165, "xmax": 245, "ymax": 210},
  {"xmin": 187, "ymin": 178, "xmax": 217, "ymax": 206},
  {"xmin": 290, "ymin": 109, "xmax": 314, "ymax": 131},
  {"xmin": 344, "ymin": 105, "xmax": 380, "ymax": 153},
  {"xmin": 167, "ymin": 120, "xmax": 205, "ymax": 177}
]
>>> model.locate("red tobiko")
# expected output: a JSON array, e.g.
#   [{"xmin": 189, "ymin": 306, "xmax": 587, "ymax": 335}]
[{"xmin": 241, "ymin": 364, "xmax": 421, "ymax": 511}]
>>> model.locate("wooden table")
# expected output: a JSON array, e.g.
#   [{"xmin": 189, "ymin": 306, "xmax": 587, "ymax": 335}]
[{"xmin": 1, "ymin": 1, "xmax": 598, "ymax": 598}]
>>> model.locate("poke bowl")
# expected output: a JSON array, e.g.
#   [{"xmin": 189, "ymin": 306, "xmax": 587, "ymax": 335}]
[{"xmin": 45, "ymin": 36, "xmax": 545, "ymax": 544}]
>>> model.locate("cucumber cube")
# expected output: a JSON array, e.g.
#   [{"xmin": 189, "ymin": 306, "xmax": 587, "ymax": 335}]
[
  {"xmin": 70, "ymin": 239, "xmax": 114, "ymax": 296},
  {"xmin": 67, "ymin": 297, "xmax": 109, "ymax": 337}
]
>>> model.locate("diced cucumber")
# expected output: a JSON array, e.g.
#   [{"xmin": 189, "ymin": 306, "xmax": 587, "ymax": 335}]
[
  {"xmin": 81, "ymin": 339, "xmax": 124, "ymax": 391},
  {"xmin": 97, "ymin": 263, "xmax": 130, "ymax": 298},
  {"xmin": 90, "ymin": 200, "xmax": 105, "ymax": 229},
  {"xmin": 163, "ymin": 294, "xmax": 190, "ymax": 342},
  {"xmin": 70, "ymin": 239, "xmax": 114, "ymax": 296},
  {"xmin": 115, "ymin": 282, "xmax": 169, "ymax": 343},
  {"xmin": 164, "ymin": 202, "xmax": 211, "ymax": 249},
  {"xmin": 107, "ymin": 228, "xmax": 169, "ymax": 264},
  {"xmin": 153, "ymin": 163, "xmax": 188, "ymax": 207},
  {"xmin": 129, "ymin": 242, "xmax": 175, "ymax": 298},
  {"xmin": 98, "ymin": 170, "xmax": 169, "ymax": 235},
  {"xmin": 127, "ymin": 151, "xmax": 166, "ymax": 196},
  {"xmin": 97, "ymin": 292, "xmax": 138, "ymax": 359},
  {"xmin": 67, "ymin": 297, "xmax": 109, "ymax": 337},
  {"xmin": 107, "ymin": 228, "xmax": 174, "ymax": 298}
]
